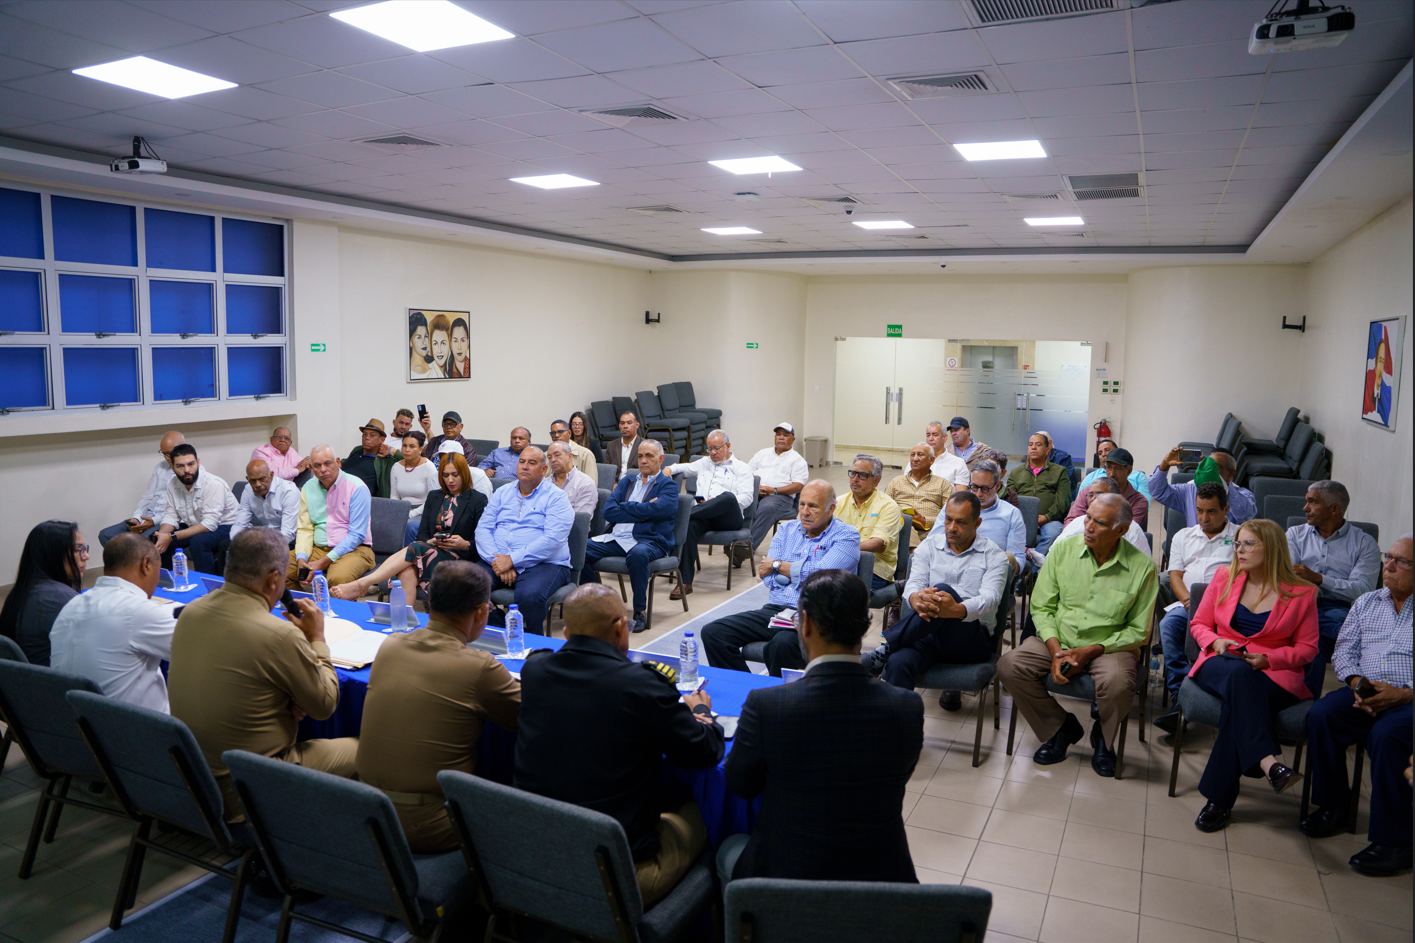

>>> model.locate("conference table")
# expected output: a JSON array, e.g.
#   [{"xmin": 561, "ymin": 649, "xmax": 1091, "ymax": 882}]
[{"xmin": 156, "ymin": 573, "xmax": 781, "ymax": 847}]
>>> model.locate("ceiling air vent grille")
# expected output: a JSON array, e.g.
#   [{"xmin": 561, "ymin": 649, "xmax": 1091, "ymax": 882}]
[
  {"xmin": 748, "ymin": 238, "xmax": 789, "ymax": 244},
  {"xmin": 1074, "ymin": 186, "xmax": 1142, "ymax": 200},
  {"xmin": 889, "ymin": 72, "xmax": 993, "ymax": 99},
  {"xmin": 360, "ymin": 135, "xmax": 442, "ymax": 147},
  {"xmin": 970, "ymin": 0, "xmax": 1116, "ymax": 25},
  {"xmin": 801, "ymin": 196, "xmax": 868, "ymax": 210},
  {"xmin": 1066, "ymin": 173, "xmax": 1142, "ymax": 201},
  {"xmin": 628, "ymin": 205, "xmax": 688, "ymax": 216},
  {"xmin": 583, "ymin": 105, "xmax": 683, "ymax": 128},
  {"xmin": 1001, "ymin": 192, "xmax": 1064, "ymax": 203}
]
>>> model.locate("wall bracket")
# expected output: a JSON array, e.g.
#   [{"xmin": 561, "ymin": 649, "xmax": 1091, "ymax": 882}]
[
  {"xmin": 644, "ymin": 310, "xmax": 661, "ymax": 324},
  {"xmin": 1282, "ymin": 316, "xmax": 1306, "ymax": 333}
]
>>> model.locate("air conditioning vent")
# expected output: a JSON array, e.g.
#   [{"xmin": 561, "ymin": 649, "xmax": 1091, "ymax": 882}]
[
  {"xmin": 970, "ymin": 0, "xmax": 1116, "ymax": 25},
  {"xmin": 1001, "ymin": 192, "xmax": 1065, "ymax": 203},
  {"xmin": 748, "ymin": 238, "xmax": 789, "ymax": 244},
  {"xmin": 1066, "ymin": 172, "xmax": 1139, "ymax": 190},
  {"xmin": 1045, "ymin": 232, "xmax": 1089, "ymax": 238},
  {"xmin": 582, "ymin": 105, "xmax": 683, "ymax": 128},
  {"xmin": 1073, "ymin": 186, "xmax": 1142, "ymax": 200},
  {"xmin": 628, "ymin": 205, "xmax": 689, "ymax": 216},
  {"xmin": 360, "ymin": 135, "xmax": 443, "ymax": 147},
  {"xmin": 801, "ymin": 196, "xmax": 868, "ymax": 209},
  {"xmin": 889, "ymin": 72, "xmax": 993, "ymax": 99}
]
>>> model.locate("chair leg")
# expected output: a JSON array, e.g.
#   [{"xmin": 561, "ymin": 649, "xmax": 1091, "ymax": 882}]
[
  {"xmin": 616, "ymin": 574, "xmax": 627, "ymax": 602},
  {"xmin": 0, "ymin": 729, "xmax": 12, "ymax": 778},
  {"xmin": 43, "ymin": 774, "xmax": 71, "ymax": 843},
  {"xmin": 19, "ymin": 777, "xmax": 57, "ymax": 878},
  {"xmin": 1168, "ymin": 705, "xmax": 1186, "ymax": 798},
  {"xmin": 1299, "ymin": 738, "xmax": 1314, "ymax": 822},
  {"xmin": 1006, "ymin": 703, "xmax": 1018, "ymax": 756},
  {"xmin": 725, "ymin": 545, "xmax": 733, "ymax": 591},
  {"xmin": 645, "ymin": 574, "xmax": 655, "ymax": 631},
  {"xmin": 221, "ymin": 849, "xmax": 254, "ymax": 943},
  {"xmin": 275, "ymin": 894, "xmax": 296, "ymax": 943},
  {"xmin": 1347, "ymin": 742, "xmax": 1365, "ymax": 834},
  {"xmin": 1115, "ymin": 713, "xmax": 1128, "ymax": 781},
  {"xmin": 110, "ymin": 818, "xmax": 150, "ymax": 928},
  {"xmin": 676, "ymin": 569, "xmax": 689, "ymax": 612},
  {"xmin": 993, "ymin": 679, "xmax": 1001, "ymax": 730},
  {"xmin": 972, "ymin": 685, "xmax": 986, "ymax": 768}
]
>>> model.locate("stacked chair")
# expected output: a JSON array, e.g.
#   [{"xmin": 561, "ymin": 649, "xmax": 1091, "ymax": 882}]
[
  {"xmin": 636, "ymin": 388, "xmax": 699, "ymax": 457},
  {"xmin": 659, "ymin": 382, "xmax": 720, "ymax": 433},
  {"xmin": 589, "ymin": 400, "xmax": 620, "ymax": 444},
  {"xmin": 1179, "ymin": 412, "xmax": 1242, "ymax": 456},
  {"xmin": 1239, "ymin": 420, "xmax": 1315, "ymax": 483},
  {"xmin": 673, "ymin": 382, "xmax": 722, "ymax": 430}
]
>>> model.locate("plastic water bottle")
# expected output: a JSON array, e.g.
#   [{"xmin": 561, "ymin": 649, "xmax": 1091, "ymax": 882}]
[
  {"xmin": 678, "ymin": 631, "xmax": 700, "ymax": 694},
  {"xmin": 172, "ymin": 549, "xmax": 189, "ymax": 590},
  {"xmin": 389, "ymin": 583, "xmax": 408, "ymax": 631},
  {"xmin": 312, "ymin": 573, "xmax": 330, "ymax": 613},
  {"xmin": 505, "ymin": 605, "xmax": 525, "ymax": 658},
  {"xmin": 1148, "ymin": 650, "xmax": 1163, "ymax": 690}
]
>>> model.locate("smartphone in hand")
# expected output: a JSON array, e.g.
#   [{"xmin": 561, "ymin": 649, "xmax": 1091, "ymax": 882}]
[
  {"xmin": 1356, "ymin": 677, "xmax": 1379, "ymax": 699},
  {"xmin": 1178, "ymin": 448, "xmax": 1203, "ymax": 463},
  {"xmin": 417, "ymin": 404, "xmax": 429, "ymax": 420}
]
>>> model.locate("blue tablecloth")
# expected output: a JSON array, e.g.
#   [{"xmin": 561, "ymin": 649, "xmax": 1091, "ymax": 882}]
[{"xmin": 157, "ymin": 574, "xmax": 778, "ymax": 846}]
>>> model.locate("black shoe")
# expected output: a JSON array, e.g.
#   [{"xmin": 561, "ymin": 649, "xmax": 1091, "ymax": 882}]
[
  {"xmin": 1089, "ymin": 720, "xmax": 1116, "ymax": 777},
  {"xmin": 1090, "ymin": 700, "xmax": 1099, "ymax": 721},
  {"xmin": 1195, "ymin": 801, "xmax": 1232, "ymax": 833},
  {"xmin": 1349, "ymin": 843, "xmax": 1413, "ymax": 877},
  {"xmin": 862, "ymin": 644, "xmax": 889, "ymax": 678},
  {"xmin": 631, "ymin": 612, "xmax": 648, "ymax": 634},
  {"xmin": 1033, "ymin": 714, "xmax": 1084, "ymax": 765},
  {"xmin": 1300, "ymin": 805, "xmax": 1352, "ymax": 839},
  {"xmin": 1153, "ymin": 706, "xmax": 1183, "ymax": 735},
  {"xmin": 939, "ymin": 691, "xmax": 962, "ymax": 712},
  {"xmin": 1266, "ymin": 761, "xmax": 1302, "ymax": 795}
]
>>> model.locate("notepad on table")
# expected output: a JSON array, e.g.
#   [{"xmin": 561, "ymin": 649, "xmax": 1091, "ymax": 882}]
[{"xmin": 324, "ymin": 617, "xmax": 388, "ymax": 668}]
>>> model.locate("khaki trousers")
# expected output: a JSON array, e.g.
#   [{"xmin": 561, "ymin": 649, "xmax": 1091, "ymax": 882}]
[
  {"xmin": 391, "ymin": 797, "xmax": 457, "ymax": 856},
  {"xmin": 286, "ymin": 545, "xmax": 375, "ymax": 590},
  {"xmin": 219, "ymin": 736, "xmax": 360, "ymax": 822},
  {"xmin": 636, "ymin": 802, "xmax": 708, "ymax": 908},
  {"xmin": 998, "ymin": 635, "xmax": 1137, "ymax": 750}
]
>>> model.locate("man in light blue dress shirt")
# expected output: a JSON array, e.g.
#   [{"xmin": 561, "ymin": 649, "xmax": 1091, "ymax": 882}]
[
  {"xmin": 478, "ymin": 426, "xmax": 531, "ymax": 479},
  {"xmin": 231, "ymin": 459, "xmax": 300, "ymax": 545},
  {"xmin": 1149, "ymin": 447, "xmax": 1255, "ymax": 526},
  {"xmin": 1286, "ymin": 480, "xmax": 1382, "ymax": 695},
  {"xmin": 971, "ymin": 459, "xmax": 1026, "ymax": 566},
  {"xmin": 474, "ymin": 446, "xmax": 574, "ymax": 635},
  {"xmin": 701, "ymin": 481, "xmax": 860, "ymax": 676}
]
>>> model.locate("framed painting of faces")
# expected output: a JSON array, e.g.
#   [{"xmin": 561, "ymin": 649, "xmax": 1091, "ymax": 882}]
[
  {"xmin": 1361, "ymin": 316, "xmax": 1404, "ymax": 431},
  {"xmin": 407, "ymin": 308, "xmax": 471, "ymax": 382}
]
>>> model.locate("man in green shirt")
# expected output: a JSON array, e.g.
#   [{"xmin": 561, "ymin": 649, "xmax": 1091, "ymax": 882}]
[
  {"xmin": 1005, "ymin": 433, "xmax": 1071, "ymax": 555},
  {"xmin": 836, "ymin": 454, "xmax": 902, "ymax": 591},
  {"xmin": 997, "ymin": 493, "xmax": 1157, "ymax": 778}
]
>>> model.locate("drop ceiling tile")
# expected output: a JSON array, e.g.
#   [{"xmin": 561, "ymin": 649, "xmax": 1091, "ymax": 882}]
[
  {"xmin": 1142, "ymin": 167, "xmax": 1232, "ymax": 184},
  {"xmin": 1144, "ymin": 149, "xmax": 1237, "ymax": 170},
  {"xmin": 484, "ymin": 109, "xmax": 605, "ymax": 137},
  {"xmin": 546, "ymin": 127, "xmax": 660, "ymax": 152},
  {"xmin": 0, "ymin": 86, "xmax": 99, "ymax": 121},
  {"xmin": 1138, "ymin": 75, "xmax": 1266, "ymax": 111},
  {"xmin": 1144, "ymin": 129, "xmax": 1247, "ymax": 152},
  {"xmin": 715, "ymin": 46, "xmax": 862, "ymax": 86},
  {"xmin": 907, "ymin": 94, "xmax": 1027, "ymax": 124},
  {"xmin": 235, "ymin": 15, "xmax": 410, "ymax": 69},
  {"xmin": 181, "ymin": 154, "xmax": 272, "ymax": 175},
  {"xmin": 1136, "ymin": 41, "xmax": 1268, "ymax": 85},
  {"xmin": 1242, "ymin": 122, "xmax": 1345, "ymax": 147},
  {"xmin": 0, "ymin": 12, "xmax": 133, "ymax": 70},
  {"xmin": 428, "ymin": 39, "xmax": 588, "ymax": 84},
  {"xmin": 1054, "ymin": 154, "xmax": 1140, "ymax": 175},
  {"xmin": 1030, "ymin": 112, "xmax": 1137, "ymax": 139},
  {"xmin": 749, "ymin": 131, "xmax": 854, "ymax": 155},
  {"xmin": 870, "ymin": 143, "xmax": 959, "ymax": 165},
  {"xmin": 256, "ymin": 71, "xmax": 401, "ymax": 108},
  {"xmin": 212, "ymin": 120, "xmax": 327, "ymax": 148},
  {"xmin": 790, "ymin": 148, "xmax": 882, "ymax": 169},
  {"xmin": 837, "ymin": 31, "xmax": 993, "ymax": 78},
  {"xmin": 1140, "ymin": 105, "xmax": 1253, "ymax": 133},
  {"xmin": 343, "ymin": 96, "xmax": 470, "ymax": 129},
  {"xmin": 179, "ymin": 86, "xmax": 317, "ymax": 122},
  {"xmin": 1019, "ymin": 83, "xmax": 1136, "ymax": 117},
  {"xmin": 795, "ymin": 0, "xmax": 969, "ymax": 43},
  {"xmin": 1268, "ymin": 9, "xmax": 1415, "ymax": 72},
  {"xmin": 1254, "ymin": 95, "xmax": 1374, "ymax": 127},
  {"xmin": 336, "ymin": 56, "xmax": 489, "ymax": 95},
  {"xmin": 0, "ymin": 56, "xmax": 53, "ymax": 84},
  {"xmin": 535, "ymin": 18, "xmax": 702, "ymax": 72},
  {"xmin": 1235, "ymin": 143, "xmax": 1330, "ymax": 166},
  {"xmin": 284, "ymin": 139, "xmax": 385, "ymax": 161},
  {"xmin": 661, "ymin": 87, "xmax": 794, "ymax": 117},
  {"xmin": 979, "ymin": 11, "xmax": 1129, "ymax": 63},
  {"xmin": 507, "ymin": 74, "xmax": 644, "ymax": 109},
  {"xmin": 151, "ymin": 130, "xmax": 268, "ymax": 157},
  {"xmin": 9, "ymin": 0, "xmax": 217, "ymax": 52},
  {"xmin": 463, "ymin": 0, "xmax": 637, "ymax": 36},
  {"xmin": 712, "ymin": 109, "xmax": 824, "ymax": 137},
  {"xmin": 59, "ymin": 110, "xmax": 192, "ymax": 143},
  {"xmin": 114, "ymin": 99, "xmax": 253, "ymax": 132},
  {"xmin": 630, "ymin": 119, "xmax": 739, "ymax": 145},
  {"xmin": 606, "ymin": 59, "xmax": 752, "ymax": 101},
  {"xmin": 128, "ymin": 0, "xmax": 309, "ymax": 34},
  {"xmin": 805, "ymin": 101, "xmax": 925, "ymax": 132},
  {"xmin": 476, "ymin": 137, "xmax": 580, "ymax": 161},
  {"xmin": 1000, "ymin": 53, "xmax": 1133, "ymax": 92},
  {"xmin": 652, "ymin": 1, "xmax": 825, "ymax": 57},
  {"xmin": 272, "ymin": 108, "xmax": 394, "ymax": 139},
  {"xmin": 12, "ymin": 67, "xmax": 174, "ymax": 112},
  {"xmin": 239, "ymin": 147, "xmax": 328, "ymax": 171},
  {"xmin": 887, "ymin": 161, "xmax": 980, "ymax": 180},
  {"xmin": 1046, "ymin": 134, "xmax": 1142, "ymax": 156},
  {"xmin": 414, "ymin": 118, "xmax": 530, "ymax": 146},
  {"xmin": 1266, "ymin": 61, "xmax": 1402, "ymax": 103},
  {"xmin": 832, "ymin": 124, "xmax": 937, "ymax": 148},
  {"xmin": 607, "ymin": 145, "xmax": 696, "ymax": 166},
  {"xmin": 158, "ymin": 35, "xmax": 321, "ymax": 85},
  {"xmin": 1130, "ymin": 3, "xmax": 1270, "ymax": 57}
]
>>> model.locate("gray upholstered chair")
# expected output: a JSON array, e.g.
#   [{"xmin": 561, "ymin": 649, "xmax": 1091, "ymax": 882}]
[
  {"xmin": 1161, "ymin": 504, "xmax": 1186, "ymax": 566},
  {"xmin": 657, "ymin": 383, "xmax": 715, "ymax": 434},
  {"xmin": 1241, "ymin": 421, "xmax": 1313, "ymax": 483},
  {"xmin": 590, "ymin": 400, "xmax": 619, "ymax": 443},
  {"xmin": 723, "ymin": 878, "xmax": 992, "ymax": 943},
  {"xmin": 634, "ymin": 390, "xmax": 692, "ymax": 455},
  {"xmin": 1250, "ymin": 477, "xmax": 1312, "ymax": 521},
  {"xmin": 0, "ymin": 636, "xmax": 26, "ymax": 776},
  {"xmin": 369, "ymin": 497, "xmax": 413, "ymax": 570},
  {"xmin": 867, "ymin": 513, "xmax": 913, "ymax": 609},
  {"xmin": 490, "ymin": 477, "xmax": 515, "ymax": 490},
  {"xmin": 232, "ymin": 480, "xmax": 247, "ymax": 502},
  {"xmin": 591, "ymin": 487, "xmax": 610, "ymax": 538},
  {"xmin": 543, "ymin": 512, "xmax": 592, "ymax": 635},
  {"xmin": 1165, "ymin": 583, "xmax": 1323, "ymax": 823},
  {"xmin": 439, "ymin": 769, "xmax": 714, "ymax": 943},
  {"xmin": 1287, "ymin": 517, "xmax": 1379, "ymax": 544},
  {"xmin": 1265, "ymin": 494, "xmax": 1306, "ymax": 525},
  {"xmin": 1240, "ymin": 407, "xmax": 1301, "ymax": 456},
  {"xmin": 741, "ymin": 552, "xmax": 876, "ymax": 667},
  {"xmin": 223, "ymin": 749, "xmax": 471, "ymax": 943},
  {"xmin": 596, "ymin": 463, "xmax": 616, "ymax": 491},
  {"xmin": 700, "ymin": 475, "xmax": 760, "ymax": 591},
  {"xmin": 594, "ymin": 494, "xmax": 695, "ymax": 631},
  {"xmin": 1180, "ymin": 412, "xmax": 1239, "ymax": 456},
  {"xmin": 673, "ymin": 382, "xmax": 721, "ymax": 428},
  {"xmin": 0, "ymin": 661, "xmax": 120, "ymax": 878},
  {"xmin": 466, "ymin": 438, "xmax": 499, "ymax": 460},
  {"xmin": 66, "ymin": 691, "xmax": 254, "ymax": 939},
  {"xmin": 641, "ymin": 388, "xmax": 703, "ymax": 455}
]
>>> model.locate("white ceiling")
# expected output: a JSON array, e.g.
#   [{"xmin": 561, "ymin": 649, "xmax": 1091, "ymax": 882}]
[{"xmin": 0, "ymin": 0, "xmax": 1410, "ymax": 261}]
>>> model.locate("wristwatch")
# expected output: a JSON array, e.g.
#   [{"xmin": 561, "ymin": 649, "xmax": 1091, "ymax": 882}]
[{"xmin": 771, "ymin": 560, "xmax": 782, "ymax": 574}]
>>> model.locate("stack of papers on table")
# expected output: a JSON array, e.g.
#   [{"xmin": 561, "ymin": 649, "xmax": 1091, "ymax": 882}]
[
  {"xmin": 767, "ymin": 608, "xmax": 796, "ymax": 630},
  {"xmin": 324, "ymin": 617, "xmax": 388, "ymax": 668}
]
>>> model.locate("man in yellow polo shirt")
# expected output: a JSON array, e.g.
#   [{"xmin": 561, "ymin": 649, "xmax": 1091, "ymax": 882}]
[
  {"xmin": 886, "ymin": 442, "xmax": 953, "ymax": 548},
  {"xmin": 837, "ymin": 454, "xmax": 903, "ymax": 592}
]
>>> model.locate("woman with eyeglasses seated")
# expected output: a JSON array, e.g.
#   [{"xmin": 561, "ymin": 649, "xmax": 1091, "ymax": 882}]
[
  {"xmin": 0, "ymin": 520, "xmax": 88, "ymax": 665},
  {"xmin": 1188, "ymin": 518, "xmax": 1317, "ymax": 833}
]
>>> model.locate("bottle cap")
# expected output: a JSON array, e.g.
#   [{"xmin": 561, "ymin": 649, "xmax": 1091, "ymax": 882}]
[
  {"xmin": 684, "ymin": 630, "xmax": 693, "ymax": 637},
  {"xmin": 509, "ymin": 604, "xmax": 519, "ymax": 610}
]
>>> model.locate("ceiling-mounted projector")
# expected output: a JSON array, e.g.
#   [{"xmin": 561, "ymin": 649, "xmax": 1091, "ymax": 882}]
[
  {"xmin": 110, "ymin": 136, "xmax": 166, "ymax": 175},
  {"xmin": 1249, "ymin": 0, "xmax": 1354, "ymax": 54}
]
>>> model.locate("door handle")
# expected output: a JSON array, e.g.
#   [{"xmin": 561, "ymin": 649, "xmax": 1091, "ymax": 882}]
[
  {"xmin": 897, "ymin": 388, "xmax": 903, "ymax": 425},
  {"xmin": 884, "ymin": 387, "xmax": 892, "ymax": 425}
]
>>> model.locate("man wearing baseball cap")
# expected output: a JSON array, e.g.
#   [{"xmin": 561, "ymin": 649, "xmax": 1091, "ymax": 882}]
[
  {"xmin": 1064, "ymin": 447, "xmax": 1150, "ymax": 532},
  {"xmin": 420, "ymin": 410, "xmax": 479, "ymax": 466},
  {"xmin": 740, "ymin": 423, "xmax": 809, "ymax": 564},
  {"xmin": 344, "ymin": 418, "xmax": 395, "ymax": 498},
  {"xmin": 947, "ymin": 417, "xmax": 994, "ymax": 474}
]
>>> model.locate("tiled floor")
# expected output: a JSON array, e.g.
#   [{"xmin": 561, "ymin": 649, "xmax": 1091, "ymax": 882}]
[{"xmin": 0, "ymin": 462, "xmax": 1409, "ymax": 942}]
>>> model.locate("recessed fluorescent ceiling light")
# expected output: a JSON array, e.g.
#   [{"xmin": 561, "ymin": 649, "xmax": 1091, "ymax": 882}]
[
  {"xmin": 852, "ymin": 220, "xmax": 914, "ymax": 230},
  {"xmin": 954, "ymin": 140, "xmax": 1047, "ymax": 161},
  {"xmin": 1024, "ymin": 216, "xmax": 1085, "ymax": 226},
  {"xmin": 72, "ymin": 56, "xmax": 236, "ymax": 99},
  {"xmin": 702, "ymin": 227, "xmax": 762, "ymax": 235},
  {"xmin": 708, "ymin": 156, "xmax": 802, "ymax": 175},
  {"xmin": 510, "ymin": 174, "xmax": 599, "ymax": 189},
  {"xmin": 330, "ymin": 0, "xmax": 513, "ymax": 52}
]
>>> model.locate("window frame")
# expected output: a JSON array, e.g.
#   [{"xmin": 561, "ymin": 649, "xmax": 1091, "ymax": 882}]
[{"xmin": 0, "ymin": 184, "xmax": 290, "ymax": 414}]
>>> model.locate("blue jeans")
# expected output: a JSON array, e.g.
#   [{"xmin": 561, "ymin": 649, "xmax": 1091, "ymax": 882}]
[
  {"xmin": 1158, "ymin": 605, "xmax": 1192, "ymax": 700},
  {"xmin": 162, "ymin": 523, "xmax": 231, "ymax": 576},
  {"xmin": 404, "ymin": 519, "xmax": 420, "ymax": 545},
  {"xmin": 1036, "ymin": 520, "xmax": 1064, "ymax": 555},
  {"xmin": 1304, "ymin": 602, "xmax": 1349, "ymax": 696},
  {"xmin": 480, "ymin": 561, "xmax": 572, "ymax": 637},
  {"xmin": 1308, "ymin": 687, "xmax": 1413, "ymax": 846}
]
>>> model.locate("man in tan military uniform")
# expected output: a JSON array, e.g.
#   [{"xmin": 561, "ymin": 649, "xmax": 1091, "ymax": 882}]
[
  {"xmin": 168, "ymin": 527, "xmax": 358, "ymax": 821},
  {"xmin": 356, "ymin": 561, "xmax": 520, "ymax": 853}
]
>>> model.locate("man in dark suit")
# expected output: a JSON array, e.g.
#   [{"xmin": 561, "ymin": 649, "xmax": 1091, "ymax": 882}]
[
  {"xmin": 602, "ymin": 410, "xmax": 646, "ymax": 484},
  {"xmin": 719, "ymin": 569, "xmax": 924, "ymax": 885},
  {"xmin": 580, "ymin": 439, "xmax": 678, "ymax": 633},
  {"xmin": 515, "ymin": 583, "xmax": 723, "ymax": 907}
]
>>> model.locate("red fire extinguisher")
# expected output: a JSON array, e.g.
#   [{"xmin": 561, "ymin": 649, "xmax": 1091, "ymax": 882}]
[{"xmin": 1092, "ymin": 419, "xmax": 1112, "ymax": 467}]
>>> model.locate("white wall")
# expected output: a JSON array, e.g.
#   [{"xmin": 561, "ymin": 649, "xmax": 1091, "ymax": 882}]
[{"xmin": 1300, "ymin": 197, "xmax": 1414, "ymax": 535}]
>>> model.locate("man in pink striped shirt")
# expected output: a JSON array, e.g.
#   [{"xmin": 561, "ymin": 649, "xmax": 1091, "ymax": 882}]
[{"xmin": 251, "ymin": 427, "xmax": 308, "ymax": 482}]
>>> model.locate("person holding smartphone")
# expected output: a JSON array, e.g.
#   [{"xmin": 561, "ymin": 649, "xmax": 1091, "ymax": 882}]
[{"xmin": 1187, "ymin": 519, "xmax": 1318, "ymax": 833}]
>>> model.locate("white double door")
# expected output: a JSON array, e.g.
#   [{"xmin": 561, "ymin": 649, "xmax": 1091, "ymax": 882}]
[{"xmin": 833, "ymin": 337, "xmax": 947, "ymax": 463}]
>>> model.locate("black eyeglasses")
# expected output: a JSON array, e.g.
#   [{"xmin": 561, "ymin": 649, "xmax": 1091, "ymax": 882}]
[
  {"xmin": 1382, "ymin": 552, "xmax": 1413, "ymax": 569},
  {"xmin": 847, "ymin": 470, "xmax": 877, "ymax": 479},
  {"xmin": 970, "ymin": 481, "xmax": 996, "ymax": 494},
  {"xmin": 73, "ymin": 543, "xmax": 90, "ymax": 556}
]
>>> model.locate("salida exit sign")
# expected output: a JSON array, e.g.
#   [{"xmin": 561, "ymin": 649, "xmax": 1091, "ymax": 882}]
[{"xmin": 887, "ymin": 324, "xmax": 902, "ymax": 337}]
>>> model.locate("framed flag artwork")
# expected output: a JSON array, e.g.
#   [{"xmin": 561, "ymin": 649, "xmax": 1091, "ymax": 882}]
[{"xmin": 1361, "ymin": 316, "xmax": 1404, "ymax": 431}]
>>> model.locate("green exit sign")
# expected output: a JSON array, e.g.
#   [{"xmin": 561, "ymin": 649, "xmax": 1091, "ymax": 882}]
[
  {"xmin": 886, "ymin": 324, "xmax": 902, "ymax": 338},
  {"xmin": 746, "ymin": 342, "xmax": 759, "ymax": 349},
  {"xmin": 310, "ymin": 343, "xmax": 326, "ymax": 352}
]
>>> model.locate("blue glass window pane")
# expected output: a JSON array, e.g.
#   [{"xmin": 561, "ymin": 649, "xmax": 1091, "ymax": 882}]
[
  {"xmin": 0, "ymin": 188, "xmax": 43, "ymax": 260},
  {"xmin": 223, "ymin": 218, "xmax": 284, "ymax": 276},
  {"xmin": 0, "ymin": 347, "xmax": 48, "ymax": 409},
  {"xmin": 152, "ymin": 346, "xmax": 216, "ymax": 402},
  {"xmin": 225, "ymin": 284, "xmax": 282, "ymax": 335},
  {"xmin": 52, "ymin": 196, "xmax": 137, "ymax": 267},
  {"xmin": 62, "ymin": 347, "xmax": 140, "ymax": 406},
  {"xmin": 228, "ymin": 346, "xmax": 284, "ymax": 397},
  {"xmin": 145, "ymin": 209, "xmax": 215, "ymax": 272},
  {"xmin": 0, "ymin": 269, "xmax": 44, "ymax": 332},
  {"xmin": 59, "ymin": 274, "xmax": 136, "ymax": 333},
  {"xmin": 150, "ymin": 280, "xmax": 214, "ymax": 334}
]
